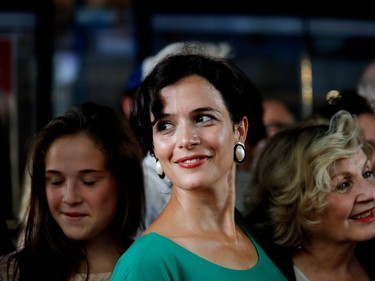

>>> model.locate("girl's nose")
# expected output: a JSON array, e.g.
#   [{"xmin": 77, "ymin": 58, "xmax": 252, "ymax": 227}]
[{"xmin": 62, "ymin": 181, "xmax": 81, "ymax": 204}]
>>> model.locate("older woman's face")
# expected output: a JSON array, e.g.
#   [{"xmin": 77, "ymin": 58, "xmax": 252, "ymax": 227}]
[
  {"xmin": 151, "ymin": 74, "xmax": 245, "ymax": 191},
  {"xmin": 309, "ymin": 149, "xmax": 375, "ymax": 243}
]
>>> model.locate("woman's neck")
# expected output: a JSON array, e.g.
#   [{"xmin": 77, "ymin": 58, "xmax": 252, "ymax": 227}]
[{"xmin": 293, "ymin": 242, "xmax": 370, "ymax": 281}]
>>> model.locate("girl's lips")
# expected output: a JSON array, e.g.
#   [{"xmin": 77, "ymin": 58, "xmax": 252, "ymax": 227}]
[{"xmin": 62, "ymin": 212, "xmax": 87, "ymax": 221}]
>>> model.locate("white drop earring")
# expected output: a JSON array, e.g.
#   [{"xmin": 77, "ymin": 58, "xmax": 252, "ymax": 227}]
[
  {"xmin": 233, "ymin": 141, "xmax": 246, "ymax": 164},
  {"xmin": 155, "ymin": 159, "xmax": 165, "ymax": 179}
]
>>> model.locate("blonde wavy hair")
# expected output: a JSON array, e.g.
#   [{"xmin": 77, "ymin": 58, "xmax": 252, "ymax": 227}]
[{"xmin": 245, "ymin": 110, "xmax": 372, "ymax": 248}]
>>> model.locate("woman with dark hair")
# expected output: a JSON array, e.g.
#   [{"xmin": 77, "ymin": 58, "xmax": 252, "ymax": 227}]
[
  {"xmin": 111, "ymin": 46, "xmax": 287, "ymax": 280},
  {"xmin": 0, "ymin": 102, "xmax": 145, "ymax": 280}
]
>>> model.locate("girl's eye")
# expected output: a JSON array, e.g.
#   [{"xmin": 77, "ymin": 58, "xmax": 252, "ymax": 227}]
[
  {"xmin": 46, "ymin": 177, "xmax": 63, "ymax": 186},
  {"xmin": 81, "ymin": 176, "xmax": 100, "ymax": 186},
  {"xmin": 82, "ymin": 181, "xmax": 96, "ymax": 186},
  {"xmin": 80, "ymin": 173, "xmax": 106, "ymax": 187}
]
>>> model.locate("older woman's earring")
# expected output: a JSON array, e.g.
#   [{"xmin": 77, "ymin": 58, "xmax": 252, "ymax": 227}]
[
  {"xmin": 155, "ymin": 159, "xmax": 165, "ymax": 179},
  {"xmin": 233, "ymin": 141, "xmax": 246, "ymax": 164}
]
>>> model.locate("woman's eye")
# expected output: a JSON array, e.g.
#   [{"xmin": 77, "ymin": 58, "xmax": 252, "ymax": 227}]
[
  {"xmin": 156, "ymin": 121, "xmax": 173, "ymax": 131},
  {"xmin": 335, "ymin": 181, "xmax": 351, "ymax": 193},
  {"xmin": 196, "ymin": 115, "xmax": 214, "ymax": 124},
  {"xmin": 363, "ymin": 170, "xmax": 375, "ymax": 179}
]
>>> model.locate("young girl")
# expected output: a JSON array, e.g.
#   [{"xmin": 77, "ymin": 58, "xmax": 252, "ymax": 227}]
[{"xmin": 0, "ymin": 102, "xmax": 145, "ymax": 280}]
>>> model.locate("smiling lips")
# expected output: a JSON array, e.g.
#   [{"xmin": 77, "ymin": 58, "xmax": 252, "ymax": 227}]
[
  {"xmin": 349, "ymin": 208, "xmax": 374, "ymax": 223},
  {"xmin": 63, "ymin": 212, "xmax": 87, "ymax": 221},
  {"xmin": 175, "ymin": 155, "xmax": 209, "ymax": 168}
]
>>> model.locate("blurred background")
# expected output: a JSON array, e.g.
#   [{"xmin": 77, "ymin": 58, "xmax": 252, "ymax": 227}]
[{"xmin": 1, "ymin": 0, "xmax": 375, "ymax": 228}]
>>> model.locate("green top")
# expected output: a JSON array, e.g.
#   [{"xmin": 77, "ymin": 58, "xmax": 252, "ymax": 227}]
[{"xmin": 111, "ymin": 221, "xmax": 287, "ymax": 281}]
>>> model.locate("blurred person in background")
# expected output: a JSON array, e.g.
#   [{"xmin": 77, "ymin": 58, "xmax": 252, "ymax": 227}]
[
  {"xmin": 317, "ymin": 89, "xmax": 375, "ymax": 168},
  {"xmin": 251, "ymin": 97, "xmax": 296, "ymax": 167},
  {"xmin": 262, "ymin": 98, "xmax": 296, "ymax": 139},
  {"xmin": 358, "ymin": 59, "xmax": 375, "ymax": 113}
]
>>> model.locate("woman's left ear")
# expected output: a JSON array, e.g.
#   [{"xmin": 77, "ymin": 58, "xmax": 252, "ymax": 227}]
[{"xmin": 236, "ymin": 117, "xmax": 248, "ymax": 142}]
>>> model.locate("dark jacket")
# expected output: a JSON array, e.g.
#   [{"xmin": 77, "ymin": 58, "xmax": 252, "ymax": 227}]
[{"xmin": 257, "ymin": 237, "xmax": 375, "ymax": 281}]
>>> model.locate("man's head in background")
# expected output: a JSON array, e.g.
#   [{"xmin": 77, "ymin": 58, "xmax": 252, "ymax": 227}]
[
  {"xmin": 262, "ymin": 98, "xmax": 296, "ymax": 139},
  {"xmin": 358, "ymin": 59, "xmax": 375, "ymax": 113},
  {"xmin": 317, "ymin": 89, "xmax": 375, "ymax": 168}
]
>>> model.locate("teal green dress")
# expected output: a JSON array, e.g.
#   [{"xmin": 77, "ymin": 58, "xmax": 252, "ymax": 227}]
[{"xmin": 111, "ymin": 221, "xmax": 287, "ymax": 281}]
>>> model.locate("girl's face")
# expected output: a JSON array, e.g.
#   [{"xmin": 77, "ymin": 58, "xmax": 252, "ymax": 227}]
[
  {"xmin": 45, "ymin": 133, "xmax": 118, "ymax": 241},
  {"xmin": 309, "ymin": 149, "xmax": 375, "ymax": 243},
  {"xmin": 152, "ymin": 74, "xmax": 246, "ymax": 191}
]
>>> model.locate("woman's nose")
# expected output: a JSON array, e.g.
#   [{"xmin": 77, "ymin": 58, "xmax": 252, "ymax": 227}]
[
  {"xmin": 177, "ymin": 122, "xmax": 200, "ymax": 149},
  {"xmin": 357, "ymin": 178, "xmax": 375, "ymax": 202}
]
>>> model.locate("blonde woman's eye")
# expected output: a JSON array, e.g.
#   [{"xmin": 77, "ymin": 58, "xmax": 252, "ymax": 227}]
[
  {"xmin": 335, "ymin": 182, "xmax": 351, "ymax": 192},
  {"xmin": 363, "ymin": 170, "xmax": 375, "ymax": 179}
]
